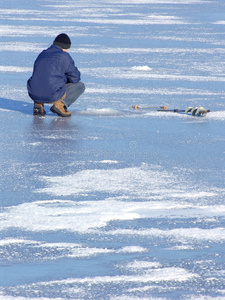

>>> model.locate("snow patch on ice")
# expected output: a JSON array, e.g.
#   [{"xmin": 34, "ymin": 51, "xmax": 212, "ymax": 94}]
[
  {"xmin": 167, "ymin": 245, "xmax": 195, "ymax": 250},
  {"xmin": 28, "ymin": 142, "xmax": 42, "ymax": 146},
  {"xmin": 0, "ymin": 108, "xmax": 11, "ymax": 112},
  {"xmin": 131, "ymin": 66, "xmax": 152, "ymax": 71},
  {"xmin": 69, "ymin": 16, "xmax": 188, "ymax": 26},
  {"xmin": 1, "ymin": 199, "xmax": 225, "ymax": 235},
  {"xmin": 36, "ymin": 166, "xmax": 219, "ymax": 199},
  {"xmin": 0, "ymin": 25, "xmax": 86, "ymax": 38},
  {"xmin": 116, "ymin": 246, "xmax": 148, "ymax": 253},
  {"xmin": 78, "ymin": 108, "xmax": 121, "ymax": 116},
  {"xmin": 125, "ymin": 261, "xmax": 162, "ymax": 269},
  {"xmin": 109, "ymin": 227, "xmax": 225, "ymax": 242},
  {"xmin": 0, "ymin": 239, "xmax": 37, "ymax": 246},
  {"xmin": 86, "ymin": 86, "xmax": 222, "ymax": 96},
  {"xmin": 209, "ymin": 111, "xmax": 225, "ymax": 121},
  {"xmin": 99, "ymin": 160, "xmax": 119, "ymax": 164},
  {"xmin": 84, "ymin": 67, "xmax": 225, "ymax": 82},
  {"xmin": 184, "ymin": 296, "xmax": 225, "ymax": 300},
  {"xmin": 0, "ymin": 238, "xmax": 114, "ymax": 262},
  {"xmin": 108, "ymin": 0, "xmax": 206, "ymax": 3},
  {"xmin": 0, "ymin": 266, "xmax": 199, "ymax": 300},
  {"xmin": 22, "ymin": 267, "xmax": 198, "ymax": 286},
  {"xmin": 0, "ymin": 296, "xmax": 60, "ymax": 300},
  {"xmin": 0, "ymin": 42, "xmax": 47, "ymax": 52},
  {"xmin": 0, "ymin": 66, "xmax": 32, "ymax": 73}
]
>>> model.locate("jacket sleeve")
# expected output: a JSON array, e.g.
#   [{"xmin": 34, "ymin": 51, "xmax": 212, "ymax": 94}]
[{"xmin": 65, "ymin": 54, "xmax": 81, "ymax": 84}]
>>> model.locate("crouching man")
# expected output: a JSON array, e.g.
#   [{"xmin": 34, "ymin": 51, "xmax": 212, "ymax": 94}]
[{"xmin": 27, "ymin": 33, "xmax": 85, "ymax": 117}]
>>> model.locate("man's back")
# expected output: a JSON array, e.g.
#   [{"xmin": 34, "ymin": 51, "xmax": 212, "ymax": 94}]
[{"xmin": 27, "ymin": 44, "xmax": 80, "ymax": 103}]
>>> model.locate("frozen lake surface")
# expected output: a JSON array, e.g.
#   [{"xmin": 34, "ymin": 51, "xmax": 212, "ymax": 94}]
[{"xmin": 1, "ymin": 0, "xmax": 225, "ymax": 299}]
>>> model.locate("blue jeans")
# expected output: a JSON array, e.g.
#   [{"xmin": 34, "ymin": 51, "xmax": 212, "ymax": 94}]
[{"xmin": 63, "ymin": 82, "xmax": 85, "ymax": 108}]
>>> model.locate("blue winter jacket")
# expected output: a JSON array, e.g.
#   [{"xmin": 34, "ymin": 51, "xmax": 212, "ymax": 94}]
[{"xmin": 27, "ymin": 44, "xmax": 81, "ymax": 103}]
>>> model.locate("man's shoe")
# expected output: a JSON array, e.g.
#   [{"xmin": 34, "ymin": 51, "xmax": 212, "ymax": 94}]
[
  {"xmin": 33, "ymin": 103, "xmax": 46, "ymax": 116},
  {"xmin": 50, "ymin": 100, "xmax": 71, "ymax": 117}
]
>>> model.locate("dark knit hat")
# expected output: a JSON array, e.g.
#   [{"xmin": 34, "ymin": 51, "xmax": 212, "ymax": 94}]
[{"xmin": 53, "ymin": 33, "xmax": 71, "ymax": 49}]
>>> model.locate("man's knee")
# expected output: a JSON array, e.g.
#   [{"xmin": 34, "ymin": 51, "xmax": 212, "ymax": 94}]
[
  {"xmin": 77, "ymin": 81, "xmax": 85, "ymax": 94},
  {"xmin": 66, "ymin": 82, "xmax": 85, "ymax": 94}
]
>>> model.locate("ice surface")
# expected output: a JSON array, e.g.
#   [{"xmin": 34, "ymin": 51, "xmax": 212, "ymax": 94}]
[{"xmin": 0, "ymin": 0, "xmax": 225, "ymax": 299}]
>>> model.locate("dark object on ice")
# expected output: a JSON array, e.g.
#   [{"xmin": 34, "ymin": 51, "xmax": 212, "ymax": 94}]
[
  {"xmin": 50, "ymin": 99, "xmax": 71, "ymax": 117},
  {"xmin": 27, "ymin": 33, "xmax": 85, "ymax": 117},
  {"xmin": 53, "ymin": 33, "xmax": 71, "ymax": 49},
  {"xmin": 157, "ymin": 107, "xmax": 210, "ymax": 117},
  {"xmin": 132, "ymin": 104, "xmax": 210, "ymax": 117},
  {"xmin": 33, "ymin": 103, "xmax": 46, "ymax": 116}
]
